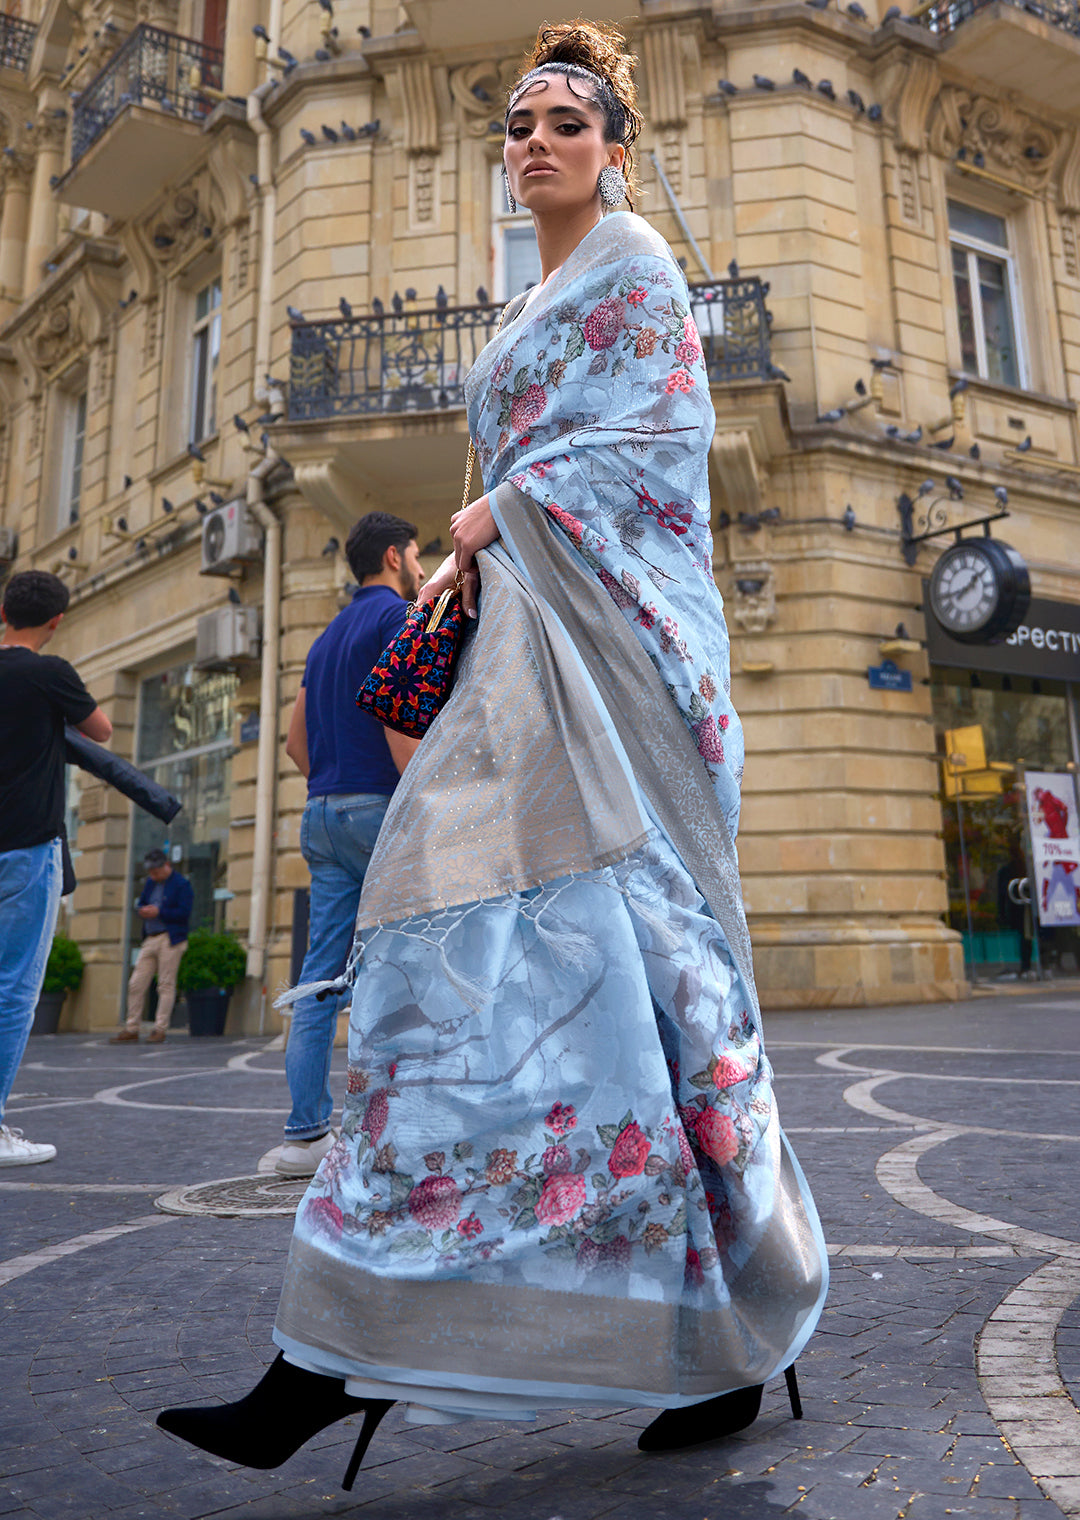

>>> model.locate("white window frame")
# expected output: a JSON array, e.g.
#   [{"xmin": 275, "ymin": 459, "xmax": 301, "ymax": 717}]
[
  {"xmin": 57, "ymin": 388, "xmax": 87, "ymax": 529},
  {"xmin": 490, "ymin": 163, "xmax": 541, "ymax": 301},
  {"xmin": 189, "ymin": 275, "xmax": 222, "ymax": 445},
  {"xmin": 948, "ymin": 202, "xmax": 1028, "ymax": 391}
]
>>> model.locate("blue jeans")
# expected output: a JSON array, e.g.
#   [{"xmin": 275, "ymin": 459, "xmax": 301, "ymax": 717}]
[
  {"xmin": 0, "ymin": 838, "xmax": 62, "ymax": 1125},
  {"xmin": 285, "ymin": 793, "xmax": 390, "ymax": 1140}
]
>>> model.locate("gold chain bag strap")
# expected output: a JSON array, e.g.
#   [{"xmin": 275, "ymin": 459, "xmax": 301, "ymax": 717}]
[{"xmin": 356, "ymin": 303, "xmax": 509, "ymax": 738}]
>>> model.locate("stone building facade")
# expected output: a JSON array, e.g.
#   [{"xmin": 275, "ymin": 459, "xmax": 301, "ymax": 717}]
[{"xmin": 1, "ymin": 0, "xmax": 1078, "ymax": 1027}]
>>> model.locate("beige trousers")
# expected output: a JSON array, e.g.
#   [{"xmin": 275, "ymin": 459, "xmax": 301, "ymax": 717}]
[{"xmin": 125, "ymin": 934, "xmax": 187, "ymax": 1032}]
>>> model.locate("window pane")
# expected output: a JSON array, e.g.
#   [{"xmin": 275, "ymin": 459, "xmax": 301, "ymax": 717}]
[
  {"xmin": 951, "ymin": 246, "xmax": 979, "ymax": 377},
  {"xmin": 137, "ymin": 663, "xmax": 238, "ymax": 762},
  {"xmin": 504, "ymin": 225, "xmax": 542, "ymax": 296},
  {"xmin": 195, "ymin": 285, "xmax": 209, "ymax": 322},
  {"xmin": 190, "ymin": 329, "xmax": 207, "ymax": 442},
  {"xmin": 68, "ymin": 392, "xmax": 87, "ymax": 524},
  {"xmin": 948, "ymin": 201, "xmax": 1008, "ymax": 248},
  {"xmin": 206, "ymin": 310, "xmax": 221, "ymax": 437},
  {"xmin": 977, "ymin": 255, "xmax": 1019, "ymax": 388}
]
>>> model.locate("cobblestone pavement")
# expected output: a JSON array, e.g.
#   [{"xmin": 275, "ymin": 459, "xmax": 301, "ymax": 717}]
[{"xmin": 3, "ymin": 987, "xmax": 1080, "ymax": 1520}]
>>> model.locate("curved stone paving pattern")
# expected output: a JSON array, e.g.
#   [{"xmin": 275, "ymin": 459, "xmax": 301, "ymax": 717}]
[
  {"xmin": 1060, "ymin": 1300, "xmax": 1080, "ymax": 1416},
  {"xmin": 2, "ymin": 992, "xmax": 1080, "ymax": 1520}
]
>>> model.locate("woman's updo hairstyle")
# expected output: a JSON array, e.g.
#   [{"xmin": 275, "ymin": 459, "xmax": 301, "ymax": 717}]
[{"xmin": 507, "ymin": 20, "xmax": 643, "ymax": 208}]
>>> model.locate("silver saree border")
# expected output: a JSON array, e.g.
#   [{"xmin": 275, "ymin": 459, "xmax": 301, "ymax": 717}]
[{"xmin": 492, "ymin": 482, "xmax": 762, "ymax": 1021}]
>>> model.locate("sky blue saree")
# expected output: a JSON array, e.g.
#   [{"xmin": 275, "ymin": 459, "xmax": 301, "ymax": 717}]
[{"xmin": 274, "ymin": 212, "xmax": 828, "ymax": 1423}]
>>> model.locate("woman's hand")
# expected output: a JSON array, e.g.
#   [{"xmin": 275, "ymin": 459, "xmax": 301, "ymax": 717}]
[
  {"xmin": 416, "ymin": 552, "xmax": 458, "ymax": 608},
  {"xmin": 450, "ymin": 494, "xmax": 499, "ymax": 618}
]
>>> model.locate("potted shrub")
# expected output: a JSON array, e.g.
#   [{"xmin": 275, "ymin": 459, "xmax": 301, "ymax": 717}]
[
  {"xmin": 33, "ymin": 934, "xmax": 84, "ymax": 1034},
  {"xmin": 177, "ymin": 929, "xmax": 246, "ymax": 1036}
]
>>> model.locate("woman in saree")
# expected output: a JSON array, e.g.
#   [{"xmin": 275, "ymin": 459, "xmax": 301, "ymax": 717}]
[{"xmin": 158, "ymin": 20, "xmax": 828, "ymax": 1486}]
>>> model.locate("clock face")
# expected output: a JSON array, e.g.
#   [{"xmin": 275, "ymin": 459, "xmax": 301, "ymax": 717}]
[
  {"xmin": 930, "ymin": 544, "xmax": 1000, "ymax": 636},
  {"xmin": 928, "ymin": 538, "xmax": 1031, "ymax": 645}
]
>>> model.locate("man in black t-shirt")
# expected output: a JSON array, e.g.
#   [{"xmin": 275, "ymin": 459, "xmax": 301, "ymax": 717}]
[{"xmin": 0, "ymin": 571, "xmax": 112, "ymax": 1167}]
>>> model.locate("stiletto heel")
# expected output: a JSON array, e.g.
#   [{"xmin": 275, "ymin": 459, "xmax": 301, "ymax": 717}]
[
  {"xmin": 638, "ymin": 1382, "xmax": 763, "ymax": 1452},
  {"xmin": 785, "ymin": 1364, "xmax": 803, "ymax": 1420},
  {"xmin": 638, "ymin": 1362, "xmax": 804, "ymax": 1453},
  {"xmin": 342, "ymin": 1400, "xmax": 394, "ymax": 1490},
  {"xmin": 157, "ymin": 1352, "xmax": 395, "ymax": 1474}
]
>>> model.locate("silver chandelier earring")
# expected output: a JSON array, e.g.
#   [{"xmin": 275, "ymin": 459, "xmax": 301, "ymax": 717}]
[
  {"xmin": 502, "ymin": 167, "xmax": 516, "ymax": 214},
  {"xmin": 597, "ymin": 165, "xmax": 627, "ymax": 208}
]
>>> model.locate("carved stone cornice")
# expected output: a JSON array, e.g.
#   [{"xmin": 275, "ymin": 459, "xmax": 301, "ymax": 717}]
[
  {"xmin": 711, "ymin": 427, "xmax": 763, "ymax": 521},
  {"xmin": 397, "ymin": 57, "xmax": 439, "ymax": 155},
  {"xmin": 0, "ymin": 150, "xmax": 34, "ymax": 189},
  {"xmin": 887, "ymin": 54, "xmax": 938, "ymax": 155},
  {"xmin": 928, "ymin": 88, "xmax": 1057, "ymax": 192},
  {"xmin": 448, "ymin": 58, "xmax": 518, "ymax": 139},
  {"xmin": 640, "ymin": 21, "xmax": 689, "ymax": 133},
  {"xmin": 726, "ymin": 558, "xmax": 776, "ymax": 635},
  {"xmin": 1059, "ymin": 129, "xmax": 1080, "ymax": 213},
  {"xmin": 1, "ymin": 238, "xmax": 122, "ymax": 385},
  {"xmin": 123, "ymin": 168, "xmax": 224, "ymax": 290},
  {"xmin": 28, "ymin": 293, "xmax": 84, "ymax": 372}
]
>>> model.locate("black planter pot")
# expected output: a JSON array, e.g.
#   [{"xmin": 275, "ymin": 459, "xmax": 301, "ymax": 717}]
[
  {"xmin": 31, "ymin": 990, "xmax": 66, "ymax": 1035},
  {"xmin": 185, "ymin": 988, "xmax": 232, "ymax": 1037}
]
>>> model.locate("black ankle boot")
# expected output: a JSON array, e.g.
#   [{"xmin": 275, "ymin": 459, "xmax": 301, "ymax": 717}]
[
  {"xmin": 637, "ymin": 1364, "xmax": 802, "ymax": 1453},
  {"xmin": 157, "ymin": 1352, "xmax": 394, "ymax": 1490}
]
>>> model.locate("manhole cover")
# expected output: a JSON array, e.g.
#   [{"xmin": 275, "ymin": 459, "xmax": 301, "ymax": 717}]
[{"xmin": 155, "ymin": 1174, "xmax": 309, "ymax": 1218}]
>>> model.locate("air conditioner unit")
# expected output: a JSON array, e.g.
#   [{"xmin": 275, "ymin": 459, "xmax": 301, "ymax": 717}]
[
  {"xmin": 0, "ymin": 525, "xmax": 17, "ymax": 563},
  {"xmin": 195, "ymin": 605, "xmax": 260, "ymax": 669},
  {"xmin": 200, "ymin": 499, "xmax": 263, "ymax": 576}
]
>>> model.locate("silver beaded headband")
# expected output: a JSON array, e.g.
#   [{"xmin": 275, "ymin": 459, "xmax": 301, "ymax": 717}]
[{"xmin": 506, "ymin": 63, "xmax": 611, "ymax": 119}]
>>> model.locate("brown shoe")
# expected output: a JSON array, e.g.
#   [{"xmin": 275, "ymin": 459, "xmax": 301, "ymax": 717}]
[
  {"xmin": 147, "ymin": 1030, "xmax": 167, "ymax": 1043},
  {"xmin": 109, "ymin": 1030, "xmax": 139, "ymax": 1043}
]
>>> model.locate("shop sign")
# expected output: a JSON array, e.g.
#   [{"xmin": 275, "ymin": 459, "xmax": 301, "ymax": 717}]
[
  {"xmin": 1024, "ymin": 770, "xmax": 1080, "ymax": 928},
  {"xmin": 867, "ymin": 659, "xmax": 913, "ymax": 692},
  {"xmin": 924, "ymin": 590, "xmax": 1080, "ymax": 681},
  {"xmin": 239, "ymin": 712, "xmax": 260, "ymax": 744}
]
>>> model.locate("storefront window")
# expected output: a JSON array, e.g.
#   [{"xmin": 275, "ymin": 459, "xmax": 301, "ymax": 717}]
[
  {"xmin": 932, "ymin": 672, "xmax": 1079, "ymax": 979},
  {"xmin": 131, "ymin": 663, "xmax": 238, "ymax": 939}
]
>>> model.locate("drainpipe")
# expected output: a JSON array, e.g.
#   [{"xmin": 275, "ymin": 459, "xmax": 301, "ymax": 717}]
[
  {"xmin": 648, "ymin": 149, "xmax": 714, "ymax": 282},
  {"xmin": 243, "ymin": 32, "xmax": 284, "ymax": 993},
  {"xmin": 244, "ymin": 445, "xmax": 281, "ymax": 988},
  {"xmin": 247, "ymin": 80, "xmax": 277, "ymax": 394}
]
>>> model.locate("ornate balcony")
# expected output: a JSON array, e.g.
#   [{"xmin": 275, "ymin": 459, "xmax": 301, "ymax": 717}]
[
  {"xmin": 912, "ymin": 0, "xmax": 1080, "ymax": 111},
  {"xmin": 915, "ymin": 0, "xmax": 1079, "ymax": 38},
  {"xmin": 288, "ymin": 277, "xmax": 774, "ymax": 423},
  {"xmin": 0, "ymin": 12, "xmax": 36, "ymax": 72},
  {"xmin": 55, "ymin": 25, "xmax": 223, "ymax": 219}
]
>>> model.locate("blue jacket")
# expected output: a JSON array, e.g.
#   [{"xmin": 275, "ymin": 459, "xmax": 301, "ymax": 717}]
[{"xmin": 137, "ymin": 870, "xmax": 193, "ymax": 945}]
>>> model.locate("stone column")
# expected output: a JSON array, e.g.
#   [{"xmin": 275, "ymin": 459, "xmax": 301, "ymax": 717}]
[
  {"xmin": 222, "ymin": 0, "xmax": 260, "ymax": 98},
  {"xmin": 24, "ymin": 114, "xmax": 65, "ymax": 294},
  {"xmin": 0, "ymin": 154, "xmax": 32, "ymax": 319}
]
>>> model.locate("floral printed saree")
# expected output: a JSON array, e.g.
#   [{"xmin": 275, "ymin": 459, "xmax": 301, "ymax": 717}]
[{"xmin": 274, "ymin": 212, "xmax": 828, "ymax": 1421}]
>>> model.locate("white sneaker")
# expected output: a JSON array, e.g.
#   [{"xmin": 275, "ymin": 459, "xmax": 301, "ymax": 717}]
[
  {"xmin": 274, "ymin": 1129, "xmax": 337, "ymax": 1177},
  {"xmin": 0, "ymin": 1125, "xmax": 57, "ymax": 1167}
]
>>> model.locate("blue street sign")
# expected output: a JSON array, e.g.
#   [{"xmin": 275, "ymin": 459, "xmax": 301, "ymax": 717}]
[{"xmin": 867, "ymin": 659, "xmax": 913, "ymax": 692}]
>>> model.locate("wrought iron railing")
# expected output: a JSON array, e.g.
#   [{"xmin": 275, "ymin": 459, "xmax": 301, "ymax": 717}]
[
  {"xmin": 0, "ymin": 11, "xmax": 36, "ymax": 71},
  {"xmin": 288, "ymin": 277, "xmax": 774, "ymax": 422},
  {"xmin": 913, "ymin": 0, "xmax": 1080, "ymax": 37},
  {"xmin": 690, "ymin": 276, "xmax": 773, "ymax": 385},
  {"xmin": 70, "ymin": 24, "xmax": 223, "ymax": 166}
]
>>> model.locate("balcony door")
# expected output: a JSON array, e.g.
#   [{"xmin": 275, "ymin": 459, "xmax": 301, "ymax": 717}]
[{"xmin": 201, "ymin": 0, "xmax": 226, "ymax": 52}]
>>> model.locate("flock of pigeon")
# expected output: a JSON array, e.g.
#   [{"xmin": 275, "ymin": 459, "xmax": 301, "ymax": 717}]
[{"xmin": 816, "ymin": 372, "xmax": 1034, "ymax": 460}]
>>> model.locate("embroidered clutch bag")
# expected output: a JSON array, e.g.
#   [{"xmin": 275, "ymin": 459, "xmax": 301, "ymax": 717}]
[{"xmin": 356, "ymin": 578, "xmax": 466, "ymax": 739}]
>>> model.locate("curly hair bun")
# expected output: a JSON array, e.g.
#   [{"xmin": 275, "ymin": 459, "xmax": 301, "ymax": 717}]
[
  {"xmin": 529, "ymin": 20, "xmax": 636, "ymax": 97},
  {"xmin": 512, "ymin": 19, "xmax": 643, "ymax": 200}
]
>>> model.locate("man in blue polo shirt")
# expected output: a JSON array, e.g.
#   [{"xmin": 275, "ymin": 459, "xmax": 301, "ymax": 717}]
[{"xmin": 278, "ymin": 513, "xmax": 424, "ymax": 1176}]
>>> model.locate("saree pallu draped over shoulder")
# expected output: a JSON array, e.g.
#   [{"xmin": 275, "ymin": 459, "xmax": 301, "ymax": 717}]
[{"xmin": 274, "ymin": 213, "xmax": 828, "ymax": 1419}]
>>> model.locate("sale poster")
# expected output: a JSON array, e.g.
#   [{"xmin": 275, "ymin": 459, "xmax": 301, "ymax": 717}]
[{"xmin": 1024, "ymin": 771, "xmax": 1080, "ymax": 929}]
